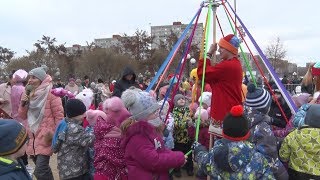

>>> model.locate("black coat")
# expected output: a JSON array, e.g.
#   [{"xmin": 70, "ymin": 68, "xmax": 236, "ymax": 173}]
[
  {"xmin": 112, "ymin": 67, "xmax": 138, "ymax": 97},
  {"xmin": 268, "ymin": 98, "xmax": 292, "ymax": 128}
]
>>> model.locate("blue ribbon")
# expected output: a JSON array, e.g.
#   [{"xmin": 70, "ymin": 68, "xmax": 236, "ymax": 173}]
[{"xmin": 146, "ymin": 3, "xmax": 204, "ymax": 92}]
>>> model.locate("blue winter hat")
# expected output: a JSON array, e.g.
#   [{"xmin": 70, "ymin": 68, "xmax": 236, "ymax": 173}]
[{"xmin": 0, "ymin": 120, "xmax": 28, "ymax": 156}]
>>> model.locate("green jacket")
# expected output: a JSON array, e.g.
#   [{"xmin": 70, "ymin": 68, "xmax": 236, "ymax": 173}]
[{"xmin": 279, "ymin": 127, "xmax": 320, "ymax": 176}]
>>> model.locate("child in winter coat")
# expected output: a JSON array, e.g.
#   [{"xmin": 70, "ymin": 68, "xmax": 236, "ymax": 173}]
[
  {"xmin": 94, "ymin": 97, "xmax": 130, "ymax": 180},
  {"xmin": 172, "ymin": 94, "xmax": 194, "ymax": 177},
  {"xmin": 188, "ymin": 108, "xmax": 210, "ymax": 149},
  {"xmin": 244, "ymin": 84, "xmax": 288, "ymax": 179},
  {"xmin": 268, "ymin": 85, "xmax": 292, "ymax": 128},
  {"xmin": 198, "ymin": 92, "xmax": 212, "ymax": 110},
  {"xmin": 121, "ymin": 89, "xmax": 186, "ymax": 180},
  {"xmin": 280, "ymin": 104, "xmax": 320, "ymax": 179},
  {"xmin": 193, "ymin": 105, "xmax": 275, "ymax": 179},
  {"xmin": 158, "ymin": 100, "xmax": 175, "ymax": 150},
  {"xmin": 273, "ymin": 92, "xmax": 311, "ymax": 138},
  {"xmin": 76, "ymin": 88, "xmax": 95, "ymax": 128},
  {"xmin": 52, "ymin": 99, "xmax": 95, "ymax": 180},
  {"xmin": 86, "ymin": 109, "xmax": 107, "ymax": 177},
  {"xmin": 0, "ymin": 120, "xmax": 32, "ymax": 180}
]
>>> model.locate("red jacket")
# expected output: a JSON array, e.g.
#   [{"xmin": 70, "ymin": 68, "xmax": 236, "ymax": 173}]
[{"xmin": 197, "ymin": 57, "xmax": 242, "ymax": 122}]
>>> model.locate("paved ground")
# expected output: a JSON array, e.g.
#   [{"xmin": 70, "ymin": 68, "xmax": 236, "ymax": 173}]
[{"xmin": 29, "ymin": 154, "xmax": 196, "ymax": 180}]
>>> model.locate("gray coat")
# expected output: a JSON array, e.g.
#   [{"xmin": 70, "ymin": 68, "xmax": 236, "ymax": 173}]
[{"xmin": 55, "ymin": 118, "xmax": 95, "ymax": 180}]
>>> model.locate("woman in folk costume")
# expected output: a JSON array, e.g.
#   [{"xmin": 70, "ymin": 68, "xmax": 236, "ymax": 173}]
[
  {"xmin": 18, "ymin": 67, "xmax": 64, "ymax": 180},
  {"xmin": 197, "ymin": 34, "xmax": 243, "ymax": 126}
]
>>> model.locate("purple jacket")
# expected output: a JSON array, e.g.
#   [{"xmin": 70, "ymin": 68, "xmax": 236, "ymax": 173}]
[{"xmin": 121, "ymin": 121, "xmax": 185, "ymax": 180}]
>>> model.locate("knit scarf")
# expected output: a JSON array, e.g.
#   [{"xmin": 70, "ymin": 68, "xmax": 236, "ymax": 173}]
[{"xmin": 27, "ymin": 75, "xmax": 52, "ymax": 133}]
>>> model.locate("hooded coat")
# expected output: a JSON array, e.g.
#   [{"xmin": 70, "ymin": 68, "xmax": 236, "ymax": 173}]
[{"xmin": 112, "ymin": 67, "xmax": 137, "ymax": 97}]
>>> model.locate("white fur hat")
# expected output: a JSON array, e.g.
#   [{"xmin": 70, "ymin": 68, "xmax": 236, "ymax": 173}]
[
  {"xmin": 198, "ymin": 92, "xmax": 212, "ymax": 107},
  {"xmin": 75, "ymin": 88, "xmax": 94, "ymax": 110}
]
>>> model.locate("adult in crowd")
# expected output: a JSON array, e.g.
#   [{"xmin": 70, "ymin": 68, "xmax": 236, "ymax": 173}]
[
  {"xmin": 301, "ymin": 63, "xmax": 314, "ymax": 94},
  {"xmin": 53, "ymin": 78, "xmax": 65, "ymax": 89},
  {"xmin": 112, "ymin": 67, "xmax": 137, "ymax": 97},
  {"xmin": 197, "ymin": 34, "xmax": 243, "ymax": 124},
  {"xmin": 65, "ymin": 78, "xmax": 79, "ymax": 95},
  {"xmin": 0, "ymin": 73, "xmax": 14, "ymax": 118},
  {"xmin": 75, "ymin": 78, "xmax": 84, "ymax": 93},
  {"xmin": 18, "ymin": 67, "xmax": 64, "ymax": 180},
  {"xmin": 82, "ymin": 75, "xmax": 90, "ymax": 88}
]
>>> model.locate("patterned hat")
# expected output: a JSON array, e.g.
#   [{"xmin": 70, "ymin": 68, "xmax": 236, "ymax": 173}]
[
  {"xmin": 0, "ymin": 120, "xmax": 28, "ymax": 156},
  {"xmin": 121, "ymin": 89, "xmax": 159, "ymax": 121},
  {"xmin": 245, "ymin": 83, "xmax": 271, "ymax": 114}
]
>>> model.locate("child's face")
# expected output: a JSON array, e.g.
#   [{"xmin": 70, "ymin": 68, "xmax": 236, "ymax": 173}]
[
  {"xmin": 177, "ymin": 98, "xmax": 186, "ymax": 106},
  {"xmin": 14, "ymin": 141, "xmax": 28, "ymax": 158}
]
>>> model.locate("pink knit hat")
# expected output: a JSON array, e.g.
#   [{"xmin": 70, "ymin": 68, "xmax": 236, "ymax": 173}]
[
  {"xmin": 103, "ymin": 97, "xmax": 131, "ymax": 127},
  {"xmin": 103, "ymin": 97, "xmax": 126, "ymax": 112},
  {"xmin": 13, "ymin": 69, "xmax": 28, "ymax": 83},
  {"xmin": 86, "ymin": 110, "xmax": 107, "ymax": 126},
  {"xmin": 194, "ymin": 108, "xmax": 209, "ymax": 122}
]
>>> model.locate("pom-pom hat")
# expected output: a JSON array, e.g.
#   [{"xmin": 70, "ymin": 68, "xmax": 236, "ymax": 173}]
[
  {"xmin": 29, "ymin": 67, "xmax": 46, "ymax": 82},
  {"xmin": 218, "ymin": 34, "xmax": 240, "ymax": 55},
  {"xmin": 121, "ymin": 89, "xmax": 159, "ymax": 121},
  {"xmin": 245, "ymin": 83, "xmax": 271, "ymax": 114},
  {"xmin": 222, "ymin": 105, "xmax": 250, "ymax": 141}
]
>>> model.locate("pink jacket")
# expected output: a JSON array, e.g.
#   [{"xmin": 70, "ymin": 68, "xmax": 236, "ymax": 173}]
[
  {"xmin": 18, "ymin": 77, "xmax": 64, "ymax": 156},
  {"xmin": 121, "ymin": 121, "xmax": 185, "ymax": 180},
  {"xmin": 11, "ymin": 83, "xmax": 25, "ymax": 123},
  {"xmin": 94, "ymin": 118, "xmax": 127, "ymax": 180}
]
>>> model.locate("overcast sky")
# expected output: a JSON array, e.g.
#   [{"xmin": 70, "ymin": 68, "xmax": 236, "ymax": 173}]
[{"xmin": 0, "ymin": 0, "xmax": 318, "ymax": 67}]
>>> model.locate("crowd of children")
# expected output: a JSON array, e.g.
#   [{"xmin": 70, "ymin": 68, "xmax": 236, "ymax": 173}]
[{"xmin": 0, "ymin": 35, "xmax": 319, "ymax": 180}]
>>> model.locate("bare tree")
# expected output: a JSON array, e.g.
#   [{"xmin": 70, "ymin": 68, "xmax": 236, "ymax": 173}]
[
  {"xmin": 0, "ymin": 46, "xmax": 15, "ymax": 64},
  {"xmin": 265, "ymin": 37, "xmax": 287, "ymax": 73},
  {"xmin": 116, "ymin": 29, "xmax": 153, "ymax": 61}
]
